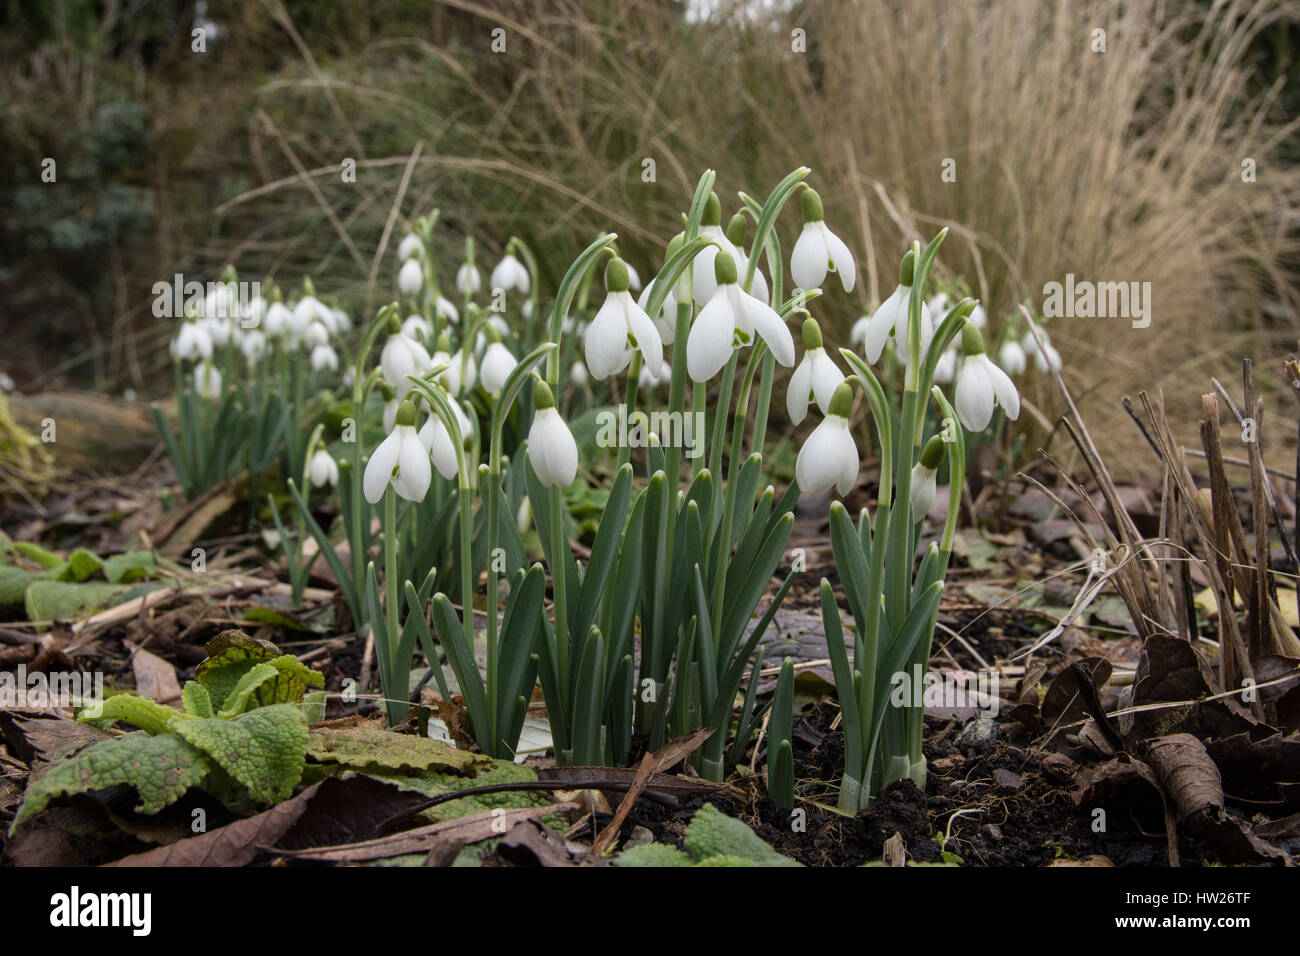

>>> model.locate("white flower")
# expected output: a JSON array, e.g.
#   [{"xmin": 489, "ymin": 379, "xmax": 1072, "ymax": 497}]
[
  {"xmin": 570, "ymin": 361, "xmax": 588, "ymax": 388},
  {"xmin": 450, "ymin": 350, "xmax": 477, "ymax": 394},
  {"xmin": 383, "ymin": 398, "xmax": 398, "ymax": 433},
  {"xmin": 331, "ymin": 308, "xmax": 351, "ymax": 333},
  {"xmin": 309, "ymin": 450, "xmax": 339, "ymax": 488},
  {"xmin": 686, "ymin": 252, "xmax": 794, "ymax": 383},
  {"xmin": 244, "ymin": 295, "xmax": 267, "ymax": 329},
  {"xmin": 933, "ymin": 348, "xmax": 959, "ymax": 385},
  {"xmin": 795, "ymin": 385, "xmax": 859, "ymax": 497},
  {"xmin": 241, "ymin": 330, "xmax": 267, "ymax": 363},
  {"xmin": 490, "ymin": 253, "xmax": 530, "ymax": 294},
  {"xmin": 910, "ymin": 461, "xmax": 938, "ymax": 524},
  {"xmin": 526, "ymin": 382, "xmax": 577, "ymax": 487},
  {"xmin": 625, "ymin": 263, "xmax": 642, "ymax": 292},
  {"xmin": 790, "ymin": 188, "xmax": 855, "ymax": 293},
  {"xmin": 638, "ymin": 279, "xmax": 679, "ymax": 345},
  {"xmin": 926, "ymin": 292, "xmax": 952, "ymax": 317},
  {"xmin": 860, "ymin": 282, "xmax": 933, "ymax": 364},
  {"xmin": 363, "ymin": 403, "xmax": 431, "ymax": 503},
  {"xmin": 954, "ymin": 330, "xmax": 1021, "ymax": 431},
  {"xmin": 304, "ymin": 321, "xmax": 330, "ymax": 349},
  {"xmin": 172, "ymin": 321, "xmax": 213, "ymax": 361},
  {"xmin": 456, "ymin": 263, "xmax": 481, "ymax": 297},
  {"xmin": 263, "ymin": 301, "xmax": 291, "ymax": 337},
  {"xmin": 786, "ymin": 318, "xmax": 845, "ymax": 425},
  {"xmin": 691, "ymin": 223, "xmax": 742, "ymax": 306},
  {"xmin": 436, "ymin": 296, "xmax": 459, "ymax": 324},
  {"xmin": 193, "ymin": 360, "xmax": 222, "ymax": 400},
  {"xmin": 999, "ymin": 340, "xmax": 1027, "ymax": 377},
  {"xmin": 204, "ymin": 316, "xmax": 233, "ymax": 349},
  {"xmin": 480, "ymin": 341, "xmax": 517, "ymax": 393},
  {"xmin": 203, "ymin": 282, "xmax": 236, "ymax": 320},
  {"xmin": 522, "ymin": 299, "xmax": 535, "ymax": 322},
  {"xmin": 403, "ymin": 314, "xmax": 432, "ymax": 342},
  {"xmin": 1021, "ymin": 330, "xmax": 1062, "ymax": 373},
  {"xmin": 418, "ymin": 400, "xmax": 471, "ymax": 481},
  {"xmin": 380, "ymin": 330, "xmax": 433, "ymax": 390},
  {"xmin": 398, "ymin": 232, "xmax": 423, "ymax": 261},
  {"xmin": 585, "ymin": 259, "xmax": 665, "ymax": 380},
  {"xmin": 310, "ymin": 343, "xmax": 339, "ymax": 372},
  {"xmin": 291, "ymin": 295, "xmax": 323, "ymax": 338},
  {"xmin": 398, "ymin": 258, "xmax": 424, "ymax": 297},
  {"xmin": 968, "ymin": 303, "xmax": 988, "ymax": 329}
]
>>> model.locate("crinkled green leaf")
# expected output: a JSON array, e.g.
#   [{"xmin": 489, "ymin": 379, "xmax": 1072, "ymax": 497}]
[
  {"xmin": 215, "ymin": 662, "xmax": 282, "ymax": 719},
  {"xmin": 9, "ymin": 732, "xmax": 211, "ymax": 833},
  {"xmin": 306, "ymin": 726, "xmax": 483, "ymax": 775},
  {"xmin": 194, "ymin": 630, "xmax": 289, "ymax": 710},
  {"xmin": 103, "ymin": 552, "xmax": 157, "ymax": 584},
  {"xmin": 24, "ymin": 580, "xmax": 132, "ymax": 621},
  {"xmin": 59, "ymin": 548, "xmax": 105, "ymax": 582},
  {"xmin": 12, "ymin": 541, "xmax": 62, "ymax": 570},
  {"xmin": 172, "ymin": 705, "xmax": 307, "ymax": 805},
  {"xmin": 81, "ymin": 693, "xmax": 184, "ymax": 735},
  {"xmin": 683, "ymin": 803, "xmax": 802, "ymax": 867},
  {"xmin": 0, "ymin": 566, "xmax": 31, "ymax": 606},
  {"xmin": 616, "ymin": 844, "xmax": 693, "ymax": 867},
  {"xmin": 182, "ymin": 680, "xmax": 213, "ymax": 718}
]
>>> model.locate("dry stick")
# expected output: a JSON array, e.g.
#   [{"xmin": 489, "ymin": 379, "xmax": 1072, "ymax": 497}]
[
  {"xmin": 1212, "ymin": 371, "xmax": 1298, "ymax": 569},
  {"xmin": 589, "ymin": 752, "xmax": 656, "ymax": 857},
  {"xmin": 1183, "ymin": 448, "xmax": 1296, "ymax": 482}
]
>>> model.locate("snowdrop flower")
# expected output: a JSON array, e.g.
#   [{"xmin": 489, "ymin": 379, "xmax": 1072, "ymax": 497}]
[
  {"xmin": 451, "ymin": 349, "xmax": 477, "ymax": 395},
  {"xmin": 490, "ymin": 251, "xmax": 530, "ymax": 294},
  {"xmin": 480, "ymin": 332, "xmax": 518, "ymax": 393},
  {"xmin": 955, "ymin": 326, "xmax": 1020, "ymax": 432},
  {"xmin": 686, "ymin": 250, "xmax": 794, "ymax": 383},
  {"xmin": 403, "ymin": 314, "xmax": 432, "ymax": 342},
  {"xmin": 382, "ymin": 389, "xmax": 399, "ymax": 432},
  {"xmin": 203, "ymin": 281, "xmax": 236, "ymax": 321},
  {"xmin": 309, "ymin": 449, "xmax": 339, "ymax": 488},
  {"xmin": 193, "ymin": 360, "xmax": 222, "ymax": 400},
  {"xmin": 570, "ymin": 360, "xmax": 588, "ymax": 388},
  {"xmin": 522, "ymin": 299, "xmax": 535, "ymax": 323},
  {"xmin": 795, "ymin": 383, "xmax": 859, "ymax": 497},
  {"xmin": 638, "ymin": 275, "xmax": 679, "ymax": 344},
  {"xmin": 204, "ymin": 316, "xmax": 233, "ymax": 349},
  {"xmin": 310, "ymin": 343, "xmax": 339, "ymax": 372},
  {"xmin": 363, "ymin": 400, "xmax": 431, "ymax": 503},
  {"xmin": 690, "ymin": 194, "xmax": 749, "ymax": 307},
  {"xmin": 787, "ymin": 317, "xmax": 845, "ymax": 424},
  {"xmin": 626, "ymin": 263, "xmax": 642, "ymax": 292},
  {"xmin": 380, "ymin": 319, "xmax": 433, "ymax": 390},
  {"xmin": 854, "ymin": 250, "xmax": 933, "ymax": 364},
  {"xmin": 456, "ymin": 262, "xmax": 481, "ymax": 298},
  {"xmin": 933, "ymin": 347, "xmax": 959, "ymax": 385},
  {"xmin": 429, "ymin": 334, "xmax": 458, "ymax": 392},
  {"xmin": 418, "ymin": 397, "xmax": 472, "ymax": 481},
  {"xmin": 331, "ymin": 307, "xmax": 351, "ymax": 333},
  {"xmin": 172, "ymin": 320, "xmax": 213, "ymax": 361},
  {"xmin": 398, "ymin": 258, "xmax": 424, "ymax": 298},
  {"xmin": 304, "ymin": 321, "xmax": 330, "ymax": 349},
  {"xmin": 263, "ymin": 299, "xmax": 291, "ymax": 337},
  {"xmin": 790, "ymin": 188, "xmax": 856, "ymax": 294},
  {"xmin": 436, "ymin": 296, "xmax": 459, "ymax": 324},
  {"xmin": 926, "ymin": 291, "xmax": 952, "ymax": 318},
  {"xmin": 241, "ymin": 329, "xmax": 267, "ymax": 363},
  {"xmin": 999, "ymin": 339, "xmax": 1027, "ymax": 377},
  {"xmin": 526, "ymin": 380, "xmax": 578, "ymax": 488},
  {"xmin": 244, "ymin": 294, "xmax": 267, "ymax": 330},
  {"xmin": 585, "ymin": 258, "xmax": 665, "ymax": 381},
  {"xmin": 968, "ymin": 303, "xmax": 988, "ymax": 330},
  {"xmin": 1021, "ymin": 329, "xmax": 1062, "ymax": 373},
  {"xmin": 291, "ymin": 288, "xmax": 324, "ymax": 339},
  {"xmin": 398, "ymin": 232, "xmax": 423, "ymax": 262},
  {"xmin": 909, "ymin": 436, "xmax": 946, "ymax": 524}
]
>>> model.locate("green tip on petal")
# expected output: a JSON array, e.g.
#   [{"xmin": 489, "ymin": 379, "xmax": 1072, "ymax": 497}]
[
  {"xmin": 436, "ymin": 331, "xmax": 452, "ymax": 351},
  {"xmin": 828, "ymin": 382, "xmax": 854, "ymax": 418},
  {"xmin": 961, "ymin": 322, "xmax": 987, "ymax": 356},
  {"xmin": 725, "ymin": 212, "xmax": 748, "ymax": 247},
  {"xmin": 899, "ymin": 249, "xmax": 916, "ymax": 288},
  {"xmin": 532, "ymin": 378, "xmax": 556, "ymax": 410},
  {"xmin": 920, "ymin": 434, "xmax": 946, "ymax": 469},
  {"xmin": 269, "ymin": 286, "xmax": 283, "ymax": 303},
  {"xmin": 702, "ymin": 192, "xmax": 722, "ymax": 227},
  {"xmin": 394, "ymin": 400, "xmax": 418, "ymax": 428},
  {"xmin": 801, "ymin": 317, "xmax": 823, "ymax": 349},
  {"xmin": 386, "ymin": 314, "xmax": 402, "ymax": 335},
  {"xmin": 605, "ymin": 257, "xmax": 630, "ymax": 293},
  {"xmin": 713, "ymin": 250, "xmax": 738, "ymax": 287},
  {"xmin": 801, "ymin": 187, "xmax": 824, "ymax": 223}
]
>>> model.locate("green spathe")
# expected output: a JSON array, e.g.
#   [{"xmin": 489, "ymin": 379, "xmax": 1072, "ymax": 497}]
[
  {"xmin": 801, "ymin": 186, "xmax": 824, "ymax": 223},
  {"xmin": 713, "ymin": 250, "xmax": 738, "ymax": 287},
  {"xmin": 828, "ymin": 381, "xmax": 854, "ymax": 418},
  {"xmin": 801, "ymin": 316, "xmax": 823, "ymax": 350},
  {"xmin": 605, "ymin": 257, "xmax": 631, "ymax": 293}
]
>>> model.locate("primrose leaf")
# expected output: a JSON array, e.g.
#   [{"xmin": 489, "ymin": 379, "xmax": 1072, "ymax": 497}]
[
  {"xmin": 24, "ymin": 581, "xmax": 132, "ymax": 622},
  {"xmin": 102, "ymin": 552, "xmax": 157, "ymax": 584},
  {"xmin": 616, "ymin": 844, "xmax": 693, "ymax": 867},
  {"xmin": 0, "ymin": 566, "xmax": 32, "ymax": 606},
  {"xmin": 683, "ymin": 803, "xmax": 802, "ymax": 867},
  {"xmin": 9, "ymin": 732, "xmax": 211, "ymax": 833},
  {"xmin": 182, "ymin": 681, "xmax": 213, "ymax": 718},
  {"xmin": 194, "ymin": 630, "xmax": 286, "ymax": 710},
  {"xmin": 81, "ymin": 693, "xmax": 185, "ymax": 735},
  {"xmin": 172, "ymin": 705, "xmax": 308, "ymax": 805},
  {"xmin": 215, "ymin": 662, "xmax": 282, "ymax": 719},
  {"xmin": 12, "ymin": 541, "xmax": 63, "ymax": 570},
  {"xmin": 306, "ymin": 725, "xmax": 483, "ymax": 775},
  {"xmin": 59, "ymin": 548, "xmax": 105, "ymax": 582}
]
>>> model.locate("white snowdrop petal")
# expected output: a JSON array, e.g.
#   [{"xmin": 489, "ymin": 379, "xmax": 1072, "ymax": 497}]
[
  {"xmin": 585, "ymin": 297, "xmax": 632, "ymax": 380},
  {"xmin": 623, "ymin": 293, "xmax": 666, "ymax": 380},
  {"xmin": 687, "ymin": 288, "xmax": 737, "ymax": 382},
  {"xmin": 363, "ymin": 430, "xmax": 402, "ymax": 503},
  {"xmin": 955, "ymin": 359, "xmax": 995, "ymax": 431},
  {"xmin": 790, "ymin": 224, "xmax": 827, "ymax": 292},
  {"xmin": 810, "ymin": 350, "xmax": 845, "ymax": 414},
  {"xmin": 742, "ymin": 293, "xmax": 795, "ymax": 367},
  {"xmin": 392, "ymin": 428, "xmax": 432, "ymax": 501},
  {"xmin": 821, "ymin": 223, "xmax": 857, "ymax": 293},
  {"xmin": 787, "ymin": 357, "xmax": 813, "ymax": 425},
  {"xmin": 985, "ymin": 356, "xmax": 1021, "ymax": 421}
]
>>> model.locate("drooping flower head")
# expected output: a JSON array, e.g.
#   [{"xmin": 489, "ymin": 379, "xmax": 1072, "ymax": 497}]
[
  {"xmin": 491, "ymin": 248, "xmax": 530, "ymax": 295},
  {"xmin": 795, "ymin": 382, "xmax": 859, "ymax": 497},
  {"xmin": 480, "ymin": 326, "xmax": 518, "ymax": 394},
  {"xmin": 686, "ymin": 249, "xmax": 794, "ymax": 383},
  {"xmin": 909, "ymin": 435, "xmax": 947, "ymax": 524},
  {"xmin": 585, "ymin": 257, "xmax": 666, "ymax": 381},
  {"xmin": 955, "ymin": 324, "xmax": 1020, "ymax": 432},
  {"xmin": 363, "ymin": 400, "xmax": 431, "ymax": 503},
  {"xmin": 526, "ymin": 380, "xmax": 578, "ymax": 488},
  {"xmin": 380, "ymin": 315, "xmax": 433, "ymax": 390},
  {"xmin": 787, "ymin": 316, "xmax": 846, "ymax": 425},
  {"xmin": 790, "ymin": 187, "xmax": 856, "ymax": 294},
  {"xmin": 853, "ymin": 249, "xmax": 933, "ymax": 364},
  {"xmin": 309, "ymin": 449, "xmax": 339, "ymax": 488}
]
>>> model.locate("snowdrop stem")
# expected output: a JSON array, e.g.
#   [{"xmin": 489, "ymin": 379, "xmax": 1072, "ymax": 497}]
[
  {"xmin": 839, "ymin": 350, "xmax": 895, "ymax": 514},
  {"xmin": 692, "ymin": 380, "xmax": 707, "ymax": 478},
  {"xmin": 619, "ymin": 352, "xmax": 642, "ymax": 470},
  {"xmin": 419, "ymin": 209, "xmax": 443, "ymax": 306},
  {"xmin": 663, "ymin": 299, "xmax": 695, "ymax": 487},
  {"xmin": 930, "ymin": 387, "xmax": 966, "ymax": 556},
  {"xmin": 547, "ymin": 234, "xmax": 619, "ymax": 382},
  {"xmin": 742, "ymin": 167, "xmax": 810, "ymax": 293},
  {"xmin": 383, "ymin": 487, "xmax": 401, "ymax": 717},
  {"xmin": 708, "ymin": 351, "xmax": 739, "ymax": 508}
]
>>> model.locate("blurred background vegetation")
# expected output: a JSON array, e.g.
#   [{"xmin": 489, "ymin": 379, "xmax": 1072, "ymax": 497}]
[{"xmin": 2, "ymin": 0, "xmax": 1297, "ymax": 469}]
